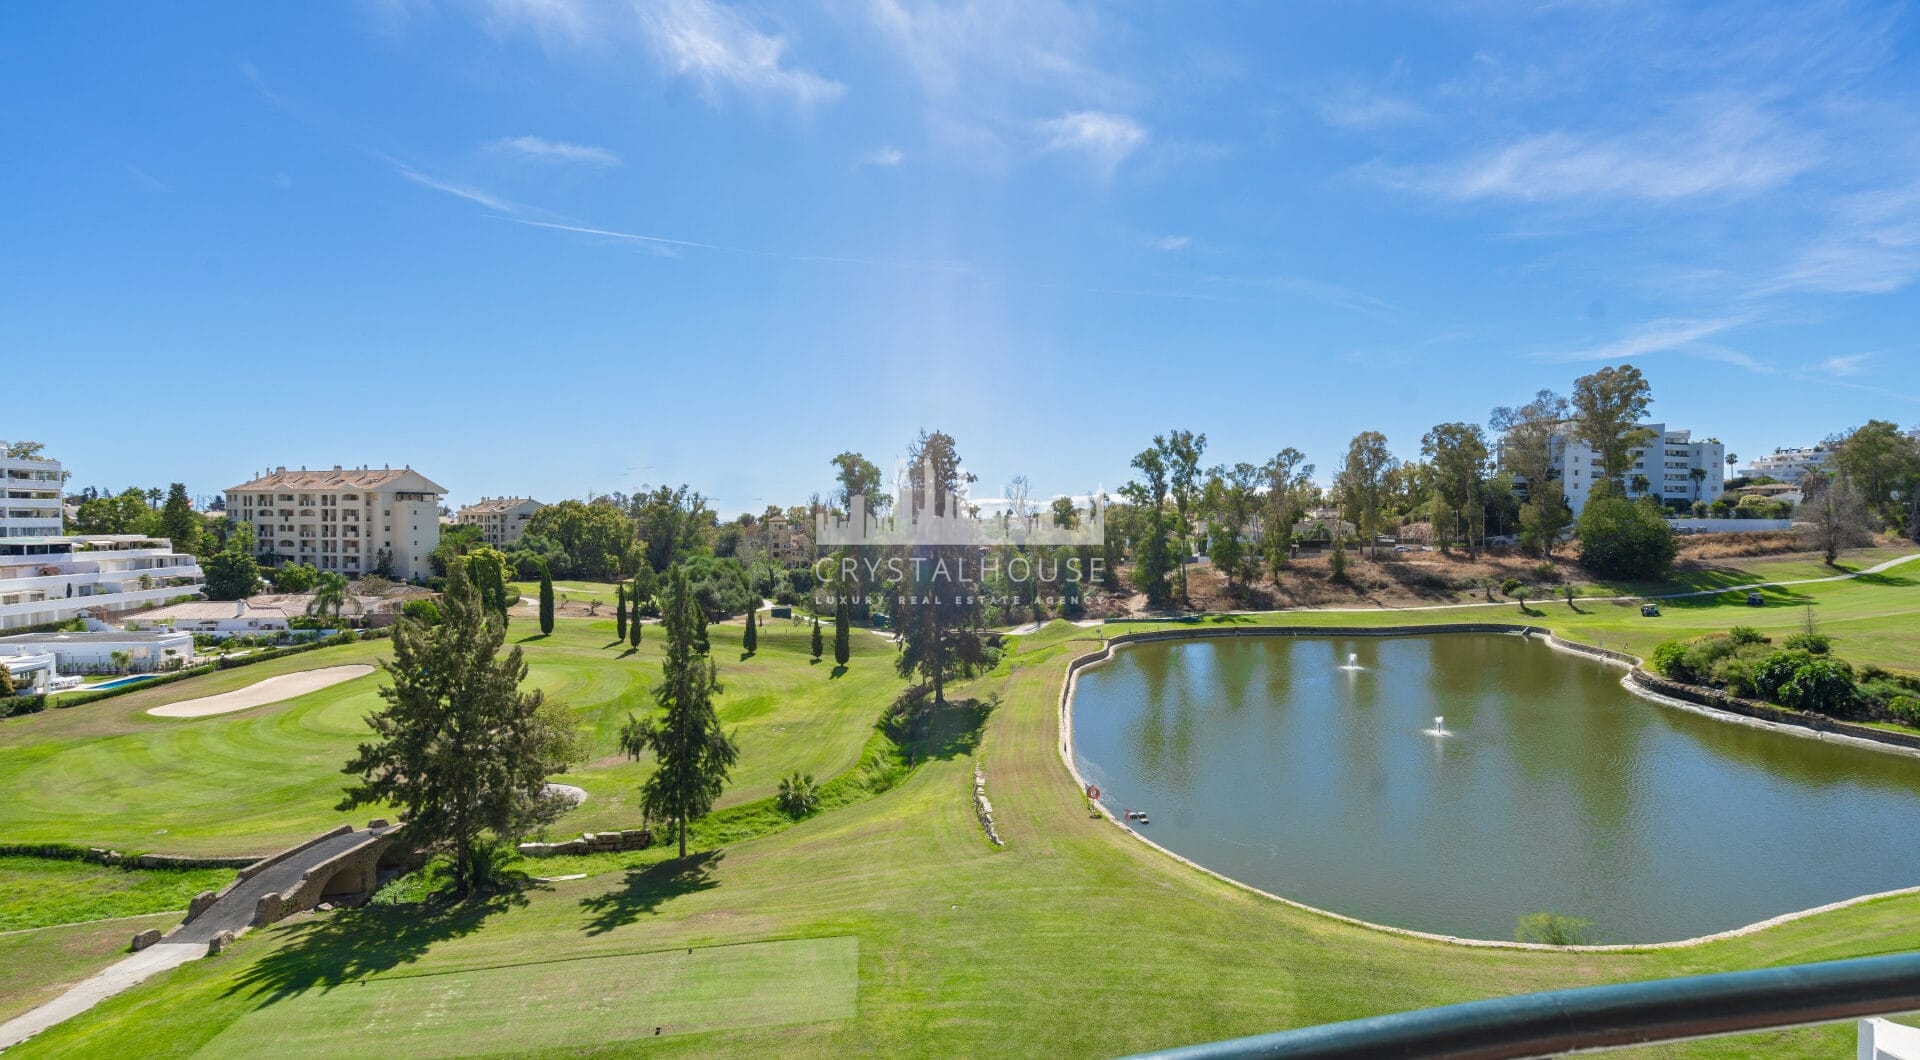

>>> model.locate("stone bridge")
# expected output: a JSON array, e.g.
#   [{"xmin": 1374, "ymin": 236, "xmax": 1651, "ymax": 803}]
[{"xmin": 167, "ymin": 820, "xmax": 412, "ymax": 943}]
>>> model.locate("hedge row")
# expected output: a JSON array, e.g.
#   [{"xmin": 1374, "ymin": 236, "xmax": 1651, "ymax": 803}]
[{"xmin": 29, "ymin": 628, "xmax": 392, "ymax": 713}]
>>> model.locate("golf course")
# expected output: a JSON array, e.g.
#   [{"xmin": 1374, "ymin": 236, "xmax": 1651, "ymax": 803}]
[{"xmin": 3, "ymin": 548, "xmax": 1919, "ymax": 1057}]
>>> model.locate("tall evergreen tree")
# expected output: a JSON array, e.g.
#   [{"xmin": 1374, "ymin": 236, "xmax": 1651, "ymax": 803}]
[
  {"xmin": 537, "ymin": 562, "xmax": 555, "ymax": 636},
  {"xmin": 159, "ymin": 483, "xmax": 199, "ymax": 554},
  {"xmin": 833, "ymin": 599, "xmax": 851, "ymax": 666},
  {"xmin": 339, "ymin": 561, "xmax": 571, "ymax": 895},
  {"xmin": 810, "ymin": 615, "xmax": 824, "ymax": 661},
  {"xmin": 629, "ymin": 581, "xmax": 643, "ymax": 649},
  {"xmin": 615, "ymin": 583, "xmax": 628, "ymax": 642},
  {"xmin": 743, "ymin": 598, "xmax": 758, "ymax": 654},
  {"xmin": 632, "ymin": 565, "xmax": 738, "ymax": 858}
]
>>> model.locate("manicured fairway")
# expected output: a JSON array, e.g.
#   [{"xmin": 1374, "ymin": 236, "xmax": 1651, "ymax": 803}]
[
  {"xmin": 0, "ymin": 857, "xmax": 235, "ymax": 932},
  {"xmin": 0, "ymin": 618, "xmax": 905, "ymax": 854},
  {"xmin": 18, "ymin": 582, "xmax": 1920, "ymax": 1058},
  {"xmin": 195, "ymin": 937, "xmax": 858, "ymax": 1058}
]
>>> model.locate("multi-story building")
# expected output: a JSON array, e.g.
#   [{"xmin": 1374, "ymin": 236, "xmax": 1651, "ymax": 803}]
[
  {"xmin": 1, "ymin": 442, "xmax": 67, "ymax": 538},
  {"xmin": 0, "ymin": 445, "xmax": 205, "ymax": 630},
  {"xmin": 455, "ymin": 497, "xmax": 543, "ymax": 546},
  {"xmin": 764, "ymin": 513, "xmax": 810, "ymax": 566},
  {"xmin": 1736, "ymin": 446, "xmax": 1832, "ymax": 483},
  {"xmin": 1506, "ymin": 423, "xmax": 1724, "ymax": 517},
  {"xmin": 225, "ymin": 465, "xmax": 446, "ymax": 582},
  {"xmin": 0, "ymin": 535, "xmax": 206, "ymax": 630}
]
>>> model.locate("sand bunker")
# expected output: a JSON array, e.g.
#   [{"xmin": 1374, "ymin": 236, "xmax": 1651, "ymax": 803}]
[{"xmin": 147, "ymin": 664, "xmax": 377, "ymax": 718}]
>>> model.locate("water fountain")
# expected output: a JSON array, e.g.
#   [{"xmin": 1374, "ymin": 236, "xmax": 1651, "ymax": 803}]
[
  {"xmin": 1425, "ymin": 716, "xmax": 1450, "ymax": 737},
  {"xmin": 1338, "ymin": 651, "xmax": 1363, "ymax": 671}
]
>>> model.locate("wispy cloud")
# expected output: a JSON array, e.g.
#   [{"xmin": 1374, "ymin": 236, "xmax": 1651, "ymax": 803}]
[
  {"xmin": 640, "ymin": 0, "xmax": 842, "ymax": 106},
  {"xmin": 1819, "ymin": 352, "xmax": 1871, "ymax": 376},
  {"xmin": 394, "ymin": 164, "xmax": 520, "ymax": 214},
  {"xmin": 862, "ymin": 145, "xmax": 905, "ymax": 166},
  {"xmin": 1534, "ymin": 316, "xmax": 1753, "ymax": 364},
  {"xmin": 1148, "ymin": 235, "xmax": 1190, "ymax": 251},
  {"xmin": 486, "ymin": 135, "xmax": 622, "ymax": 166},
  {"xmin": 1202, "ymin": 274, "xmax": 1395, "ymax": 316},
  {"xmin": 1037, "ymin": 110, "xmax": 1147, "ymax": 172},
  {"xmin": 512, "ymin": 218, "xmax": 974, "ymax": 273},
  {"xmin": 1371, "ymin": 100, "xmax": 1816, "ymax": 204},
  {"xmin": 477, "ymin": 0, "xmax": 842, "ymax": 107}
]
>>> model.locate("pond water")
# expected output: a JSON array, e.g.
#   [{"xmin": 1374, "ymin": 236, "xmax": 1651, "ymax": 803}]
[{"xmin": 1070, "ymin": 633, "xmax": 1920, "ymax": 943}]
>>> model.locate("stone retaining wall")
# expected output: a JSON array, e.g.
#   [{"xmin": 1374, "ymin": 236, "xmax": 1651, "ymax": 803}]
[
  {"xmin": 518, "ymin": 829, "xmax": 653, "ymax": 857},
  {"xmin": 0, "ymin": 844, "xmax": 259, "ymax": 870},
  {"xmin": 1629, "ymin": 670, "xmax": 1920, "ymax": 752}
]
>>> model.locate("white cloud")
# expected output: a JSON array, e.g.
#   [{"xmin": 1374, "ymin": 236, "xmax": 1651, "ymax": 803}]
[
  {"xmin": 1373, "ymin": 101, "xmax": 1816, "ymax": 204},
  {"xmin": 862, "ymin": 145, "xmax": 905, "ymax": 166},
  {"xmin": 487, "ymin": 135, "xmax": 622, "ymax": 166},
  {"xmin": 1148, "ymin": 235, "xmax": 1190, "ymax": 251},
  {"xmin": 395, "ymin": 164, "xmax": 518, "ymax": 213},
  {"xmin": 475, "ymin": 0, "xmax": 842, "ymax": 107},
  {"xmin": 1037, "ymin": 110, "xmax": 1147, "ymax": 172},
  {"xmin": 1537, "ymin": 317, "xmax": 1750, "ymax": 363},
  {"xmin": 1819, "ymin": 353, "xmax": 1871, "ymax": 376},
  {"xmin": 1318, "ymin": 90, "xmax": 1424, "ymax": 131},
  {"xmin": 640, "ymin": 0, "xmax": 843, "ymax": 106}
]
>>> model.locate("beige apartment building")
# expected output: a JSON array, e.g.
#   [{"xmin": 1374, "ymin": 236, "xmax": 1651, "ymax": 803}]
[
  {"xmin": 225, "ymin": 466, "xmax": 446, "ymax": 582},
  {"xmin": 455, "ymin": 497, "xmax": 543, "ymax": 546}
]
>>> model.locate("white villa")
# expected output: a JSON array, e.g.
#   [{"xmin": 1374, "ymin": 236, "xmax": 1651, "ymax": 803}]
[
  {"xmin": 225, "ymin": 465, "xmax": 446, "ymax": 582},
  {"xmin": 0, "ymin": 629, "xmax": 195, "ymax": 674},
  {"xmin": 1737, "ymin": 446, "xmax": 1832, "ymax": 484},
  {"xmin": 2, "ymin": 444, "xmax": 64, "ymax": 539},
  {"xmin": 123, "ymin": 599, "xmax": 291, "ymax": 638}
]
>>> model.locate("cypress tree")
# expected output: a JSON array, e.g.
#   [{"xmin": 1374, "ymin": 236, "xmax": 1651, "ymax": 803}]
[
  {"xmin": 833, "ymin": 599, "xmax": 851, "ymax": 666},
  {"xmin": 810, "ymin": 616, "xmax": 823, "ymax": 661},
  {"xmin": 537, "ymin": 562, "xmax": 555, "ymax": 636},
  {"xmin": 615, "ymin": 584, "xmax": 628, "ymax": 642},
  {"xmin": 632, "ymin": 565, "xmax": 738, "ymax": 858},
  {"xmin": 743, "ymin": 600, "xmax": 758, "ymax": 655},
  {"xmin": 629, "ymin": 582, "xmax": 643, "ymax": 649}
]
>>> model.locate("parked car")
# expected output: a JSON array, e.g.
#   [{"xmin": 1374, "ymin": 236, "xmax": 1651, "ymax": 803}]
[{"xmin": 1394, "ymin": 545, "xmax": 1417, "ymax": 553}]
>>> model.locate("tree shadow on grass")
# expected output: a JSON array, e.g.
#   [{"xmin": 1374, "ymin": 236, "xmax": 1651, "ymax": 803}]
[
  {"xmin": 1854, "ymin": 571, "xmax": 1918, "ymax": 588},
  {"xmin": 618, "ymin": 647, "xmax": 638, "ymax": 659},
  {"xmin": 829, "ymin": 664, "xmax": 847, "ymax": 679},
  {"xmin": 577, "ymin": 850, "xmax": 723, "ymax": 936},
  {"xmin": 222, "ymin": 891, "xmax": 526, "ymax": 1007},
  {"xmin": 515, "ymin": 633, "xmax": 551, "ymax": 643},
  {"xmin": 605, "ymin": 639, "xmax": 627, "ymax": 650}
]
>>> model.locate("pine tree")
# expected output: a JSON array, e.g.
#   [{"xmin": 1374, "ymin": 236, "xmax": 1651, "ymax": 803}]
[
  {"xmin": 810, "ymin": 616, "xmax": 823, "ymax": 661},
  {"xmin": 632, "ymin": 565, "xmax": 738, "ymax": 858},
  {"xmin": 338, "ymin": 561, "xmax": 571, "ymax": 895},
  {"xmin": 615, "ymin": 584, "xmax": 628, "ymax": 642},
  {"xmin": 537, "ymin": 562, "xmax": 555, "ymax": 636},
  {"xmin": 833, "ymin": 599, "xmax": 851, "ymax": 666},
  {"xmin": 743, "ymin": 599, "xmax": 758, "ymax": 654},
  {"xmin": 694, "ymin": 605, "xmax": 709, "ymax": 655}
]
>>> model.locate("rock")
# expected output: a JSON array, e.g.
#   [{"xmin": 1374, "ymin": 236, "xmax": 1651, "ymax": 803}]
[
  {"xmin": 207, "ymin": 930, "xmax": 235, "ymax": 955},
  {"xmin": 131, "ymin": 929, "xmax": 162, "ymax": 951},
  {"xmin": 254, "ymin": 892, "xmax": 285, "ymax": 926},
  {"xmin": 316, "ymin": 902, "xmax": 333, "ymax": 912},
  {"xmin": 367, "ymin": 818, "xmax": 390, "ymax": 830},
  {"xmin": 188, "ymin": 890, "xmax": 218, "ymax": 920}
]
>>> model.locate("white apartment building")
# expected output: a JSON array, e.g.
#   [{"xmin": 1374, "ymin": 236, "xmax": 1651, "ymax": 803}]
[
  {"xmin": 1, "ymin": 443, "xmax": 67, "ymax": 538},
  {"xmin": 226, "ymin": 465, "xmax": 446, "ymax": 582},
  {"xmin": 1508, "ymin": 423, "xmax": 1725, "ymax": 517},
  {"xmin": 455, "ymin": 496, "xmax": 542, "ymax": 546},
  {"xmin": 0, "ymin": 629, "xmax": 195, "ymax": 674},
  {"xmin": 0, "ymin": 535, "xmax": 207, "ymax": 630},
  {"xmin": 1737, "ymin": 446, "xmax": 1832, "ymax": 483}
]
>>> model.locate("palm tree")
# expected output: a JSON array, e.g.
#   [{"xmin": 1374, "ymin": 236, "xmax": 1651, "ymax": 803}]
[
  {"xmin": 1689, "ymin": 466, "xmax": 1707, "ymax": 503},
  {"xmin": 308, "ymin": 571, "xmax": 349, "ymax": 627},
  {"xmin": 1631, "ymin": 473, "xmax": 1650, "ymax": 497}
]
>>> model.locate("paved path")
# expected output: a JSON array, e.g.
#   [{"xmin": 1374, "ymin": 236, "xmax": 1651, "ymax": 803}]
[
  {"xmin": 147, "ymin": 664, "xmax": 376, "ymax": 718},
  {"xmin": 0, "ymin": 825, "xmax": 395, "ymax": 1051}
]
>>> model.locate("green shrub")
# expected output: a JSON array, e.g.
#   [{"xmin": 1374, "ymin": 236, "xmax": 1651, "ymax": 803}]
[
  {"xmin": 1710, "ymin": 656, "xmax": 1760, "ymax": 698},
  {"xmin": 1501, "ymin": 578, "xmax": 1523, "ymax": 597},
  {"xmin": 1754, "ymin": 650, "xmax": 1814, "ymax": 701},
  {"xmin": 1727, "ymin": 626, "xmax": 1767, "ymax": 646},
  {"xmin": 776, "ymin": 771, "xmax": 820, "ymax": 818},
  {"xmin": 1650, "ymin": 641, "xmax": 1691, "ymax": 680},
  {"xmin": 1890, "ymin": 696, "xmax": 1920, "ymax": 727},
  {"xmin": 1577, "ymin": 494, "xmax": 1677, "ymax": 580},
  {"xmin": 1783, "ymin": 632, "xmax": 1832, "ymax": 655},
  {"xmin": 1778, "ymin": 658, "xmax": 1859, "ymax": 716},
  {"xmin": 402, "ymin": 599, "xmax": 441, "ymax": 626},
  {"xmin": 1680, "ymin": 635, "xmax": 1738, "ymax": 680},
  {"xmin": 1533, "ymin": 562, "xmax": 1558, "ymax": 582}
]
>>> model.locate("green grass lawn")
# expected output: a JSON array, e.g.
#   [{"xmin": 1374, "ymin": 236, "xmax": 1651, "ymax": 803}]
[
  {"xmin": 16, "ymin": 565, "xmax": 1920, "ymax": 1058},
  {"xmin": 0, "ymin": 857, "xmax": 235, "ymax": 932},
  {"xmin": 0, "ymin": 912, "xmax": 178, "ymax": 1025},
  {"xmin": 0, "ymin": 617, "xmax": 904, "ymax": 855}
]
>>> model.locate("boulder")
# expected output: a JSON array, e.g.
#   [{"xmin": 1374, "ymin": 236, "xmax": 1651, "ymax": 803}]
[{"xmin": 131, "ymin": 929, "xmax": 162, "ymax": 952}]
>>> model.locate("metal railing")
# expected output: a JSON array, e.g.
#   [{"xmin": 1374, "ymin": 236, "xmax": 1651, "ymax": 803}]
[{"xmin": 1128, "ymin": 952, "xmax": 1920, "ymax": 1060}]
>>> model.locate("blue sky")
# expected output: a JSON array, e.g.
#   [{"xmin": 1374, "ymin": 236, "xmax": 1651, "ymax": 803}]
[{"xmin": 4, "ymin": 1, "xmax": 1918, "ymax": 513}]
